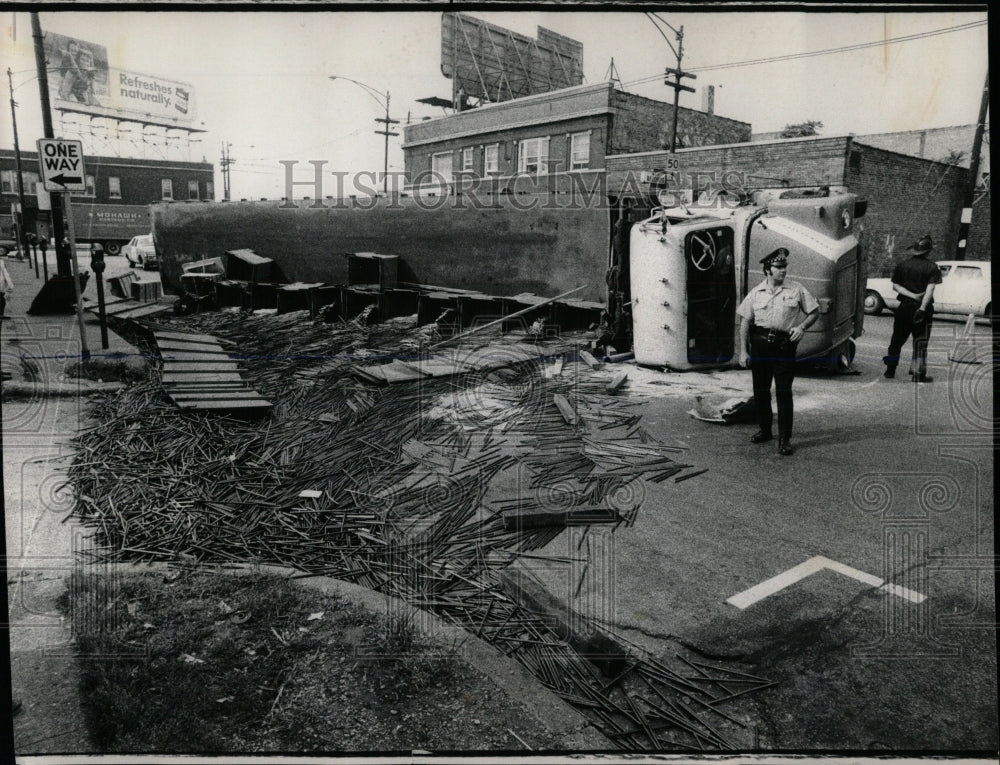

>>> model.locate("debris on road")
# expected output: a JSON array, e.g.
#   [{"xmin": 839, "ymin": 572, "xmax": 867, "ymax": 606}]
[{"xmin": 63, "ymin": 306, "xmax": 766, "ymax": 751}]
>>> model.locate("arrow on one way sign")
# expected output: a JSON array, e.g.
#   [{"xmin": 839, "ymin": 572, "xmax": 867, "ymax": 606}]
[{"xmin": 37, "ymin": 138, "xmax": 87, "ymax": 192}]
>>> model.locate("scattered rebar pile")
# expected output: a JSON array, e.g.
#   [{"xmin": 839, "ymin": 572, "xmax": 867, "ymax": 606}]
[{"xmin": 66, "ymin": 308, "xmax": 765, "ymax": 751}]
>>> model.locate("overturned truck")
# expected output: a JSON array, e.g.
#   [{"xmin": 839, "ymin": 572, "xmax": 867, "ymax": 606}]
[{"xmin": 150, "ymin": 184, "xmax": 866, "ymax": 369}]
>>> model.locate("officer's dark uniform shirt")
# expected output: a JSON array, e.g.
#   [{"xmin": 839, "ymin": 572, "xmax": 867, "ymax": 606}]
[{"xmin": 891, "ymin": 257, "xmax": 942, "ymax": 303}]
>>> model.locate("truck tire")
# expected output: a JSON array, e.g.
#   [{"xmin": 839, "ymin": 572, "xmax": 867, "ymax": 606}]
[
  {"xmin": 104, "ymin": 240, "xmax": 121, "ymax": 256},
  {"xmin": 0, "ymin": 245, "xmax": 9, "ymax": 257},
  {"xmin": 863, "ymin": 290, "xmax": 884, "ymax": 316},
  {"xmin": 827, "ymin": 339, "xmax": 856, "ymax": 373}
]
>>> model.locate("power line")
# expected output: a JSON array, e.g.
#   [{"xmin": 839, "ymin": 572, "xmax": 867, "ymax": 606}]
[{"xmin": 622, "ymin": 20, "xmax": 987, "ymax": 88}]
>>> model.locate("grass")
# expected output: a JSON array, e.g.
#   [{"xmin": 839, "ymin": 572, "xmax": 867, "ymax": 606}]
[
  {"xmin": 65, "ymin": 356, "xmax": 148, "ymax": 384},
  {"xmin": 67, "ymin": 568, "xmax": 553, "ymax": 753}
]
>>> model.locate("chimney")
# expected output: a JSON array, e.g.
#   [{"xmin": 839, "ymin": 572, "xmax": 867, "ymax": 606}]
[{"xmin": 702, "ymin": 85, "xmax": 715, "ymax": 115}]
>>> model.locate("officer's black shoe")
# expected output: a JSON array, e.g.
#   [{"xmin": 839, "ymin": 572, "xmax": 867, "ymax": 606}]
[
  {"xmin": 915, "ymin": 375, "xmax": 934, "ymax": 383},
  {"xmin": 884, "ymin": 365, "xmax": 896, "ymax": 379},
  {"xmin": 751, "ymin": 431, "xmax": 773, "ymax": 444},
  {"xmin": 778, "ymin": 439, "xmax": 794, "ymax": 456}
]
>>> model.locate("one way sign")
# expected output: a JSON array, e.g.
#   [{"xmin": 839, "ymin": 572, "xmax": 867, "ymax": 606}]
[{"xmin": 37, "ymin": 138, "xmax": 87, "ymax": 192}]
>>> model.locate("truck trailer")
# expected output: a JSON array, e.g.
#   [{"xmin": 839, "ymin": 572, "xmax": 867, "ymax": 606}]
[{"xmin": 69, "ymin": 202, "xmax": 152, "ymax": 255}]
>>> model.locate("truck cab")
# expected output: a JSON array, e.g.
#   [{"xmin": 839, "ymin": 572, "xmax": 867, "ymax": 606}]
[{"xmin": 629, "ymin": 188, "xmax": 866, "ymax": 371}]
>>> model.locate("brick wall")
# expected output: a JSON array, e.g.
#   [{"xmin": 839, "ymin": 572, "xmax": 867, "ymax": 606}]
[
  {"xmin": 609, "ymin": 91, "xmax": 750, "ymax": 154},
  {"xmin": 855, "ymin": 125, "xmax": 988, "ymax": 171},
  {"xmin": 966, "ymin": 188, "xmax": 991, "ymax": 261},
  {"xmin": 606, "ymin": 136, "xmax": 852, "ymax": 196},
  {"xmin": 404, "ymin": 114, "xmax": 607, "ymax": 181},
  {"xmin": 846, "ymin": 142, "xmax": 967, "ymax": 276}
]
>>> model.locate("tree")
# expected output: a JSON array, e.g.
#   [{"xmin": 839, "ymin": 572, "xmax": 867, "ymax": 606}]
[
  {"xmin": 780, "ymin": 120, "xmax": 823, "ymax": 138},
  {"xmin": 941, "ymin": 149, "xmax": 967, "ymax": 166}
]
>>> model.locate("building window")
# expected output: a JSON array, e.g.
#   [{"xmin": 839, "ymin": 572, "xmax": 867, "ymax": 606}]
[
  {"xmin": 109, "ymin": 176, "xmax": 121, "ymax": 199},
  {"xmin": 161, "ymin": 179, "xmax": 173, "ymax": 201},
  {"xmin": 188, "ymin": 180, "xmax": 200, "ymax": 200},
  {"xmin": 3, "ymin": 170, "xmax": 39, "ymax": 195},
  {"xmin": 485, "ymin": 144, "xmax": 499, "ymax": 174},
  {"xmin": 517, "ymin": 137, "xmax": 550, "ymax": 175},
  {"xmin": 206, "ymin": 181, "xmax": 214, "ymax": 199},
  {"xmin": 72, "ymin": 174, "xmax": 96, "ymax": 198},
  {"xmin": 570, "ymin": 132, "xmax": 590, "ymax": 170},
  {"xmin": 431, "ymin": 152, "xmax": 453, "ymax": 182}
]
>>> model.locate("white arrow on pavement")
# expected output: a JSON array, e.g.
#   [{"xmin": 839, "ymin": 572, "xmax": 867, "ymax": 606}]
[{"xmin": 727, "ymin": 555, "xmax": 926, "ymax": 610}]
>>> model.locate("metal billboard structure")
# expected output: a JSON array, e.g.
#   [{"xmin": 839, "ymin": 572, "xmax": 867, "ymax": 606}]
[
  {"xmin": 43, "ymin": 30, "xmax": 205, "ymax": 162},
  {"xmin": 441, "ymin": 13, "xmax": 584, "ymax": 109}
]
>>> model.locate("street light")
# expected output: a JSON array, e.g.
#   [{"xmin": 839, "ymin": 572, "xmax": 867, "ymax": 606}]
[{"xmin": 329, "ymin": 75, "xmax": 399, "ymax": 194}]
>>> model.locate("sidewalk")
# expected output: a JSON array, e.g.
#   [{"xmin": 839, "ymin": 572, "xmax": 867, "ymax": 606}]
[
  {"xmin": 3, "ymin": 255, "xmax": 146, "ymax": 755},
  {"xmin": 1, "ymin": 254, "xmax": 149, "ymax": 391}
]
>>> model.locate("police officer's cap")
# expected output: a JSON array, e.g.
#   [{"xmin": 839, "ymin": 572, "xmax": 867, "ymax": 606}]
[
  {"xmin": 760, "ymin": 248, "xmax": 789, "ymax": 268},
  {"xmin": 904, "ymin": 235, "xmax": 934, "ymax": 254}
]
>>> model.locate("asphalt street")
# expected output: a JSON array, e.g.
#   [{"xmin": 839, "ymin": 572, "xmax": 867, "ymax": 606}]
[{"xmin": 527, "ymin": 314, "xmax": 996, "ymax": 751}]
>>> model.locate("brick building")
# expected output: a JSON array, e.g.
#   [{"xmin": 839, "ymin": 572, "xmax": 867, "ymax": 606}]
[
  {"xmin": 402, "ymin": 82, "xmax": 750, "ymax": 192},
  {"xmin": 1, "ymin": 149, "xmax": 214, "ymax": 253},
  {"xmin": 606, "ymin": 135, "xmax": 975, "ymax": 276}
]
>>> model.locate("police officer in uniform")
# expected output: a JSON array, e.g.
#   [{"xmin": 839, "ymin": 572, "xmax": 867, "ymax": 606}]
[
  {"xmin": 882, "ymin": 234, "xmax": 941, "ymax": 383},
  {"xmin": 738, "ymin": 248, "xmax": 819, "ymax": 456}
]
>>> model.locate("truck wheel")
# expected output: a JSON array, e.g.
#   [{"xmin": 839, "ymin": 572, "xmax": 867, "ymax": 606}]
[
  {"xmin": 104, "ymin": 240, "xmax": 121, "ymax": 256},
  {"xmin": 0, "ymin": 245, "xmax": 9, "ymax": 257},
  {"xmin": 826, "ymin": 339, "xmax": 856, "ymax": 373},
  {"xmin": 863, "ymin": 290, "xmax": 884, "ymax": 316}
]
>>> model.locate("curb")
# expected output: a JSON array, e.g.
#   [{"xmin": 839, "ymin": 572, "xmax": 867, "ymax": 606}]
[
  {"xmin": 73, "ymin": 561, "xmax": 614, "ymax": 752},
  {"xmin": 1, "ymin": 380, "xmax": 125, "ymax": 399}
]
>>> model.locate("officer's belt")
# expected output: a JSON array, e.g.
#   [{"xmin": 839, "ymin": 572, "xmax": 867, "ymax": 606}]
[{"xmin": 750, "ymin": 326, "xmax": 792, "ymax": 342}]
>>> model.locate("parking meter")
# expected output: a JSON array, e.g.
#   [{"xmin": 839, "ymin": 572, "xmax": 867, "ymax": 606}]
[
  {"xmin": 91, "ymin": 242, "xmax": 110, "ymax": 349},
  {"xmin": 38, "ymin": 238, "xmax": 49, "ymax": 281},
  {"xmin": 90, "ymin": 243, "xmax": 106, "ymax": 274}
]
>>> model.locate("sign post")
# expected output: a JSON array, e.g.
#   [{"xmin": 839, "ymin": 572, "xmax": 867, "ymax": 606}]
[{"xmin": 37, "ymin": 138, "xmax": 90, "ymax": 360}]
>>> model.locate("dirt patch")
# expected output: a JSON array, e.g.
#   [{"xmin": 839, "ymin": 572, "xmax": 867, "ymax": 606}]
[{"xmin": 70, "ymin": 569, "xmax": 567, "ymax": 753}]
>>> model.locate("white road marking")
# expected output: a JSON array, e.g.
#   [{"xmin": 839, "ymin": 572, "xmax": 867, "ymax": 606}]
[{"xmin": 727, "ymin": 555, "xmax": 926, "ymax": 609}]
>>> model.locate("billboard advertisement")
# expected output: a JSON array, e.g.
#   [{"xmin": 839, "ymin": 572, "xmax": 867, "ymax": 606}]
[{"xmin": 44, "ymin": 31, "xmax": 196, "ymax": 128}]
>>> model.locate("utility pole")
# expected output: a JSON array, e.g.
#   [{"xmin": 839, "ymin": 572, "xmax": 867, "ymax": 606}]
[
  {"xmin": 220, "ymin": 142, "xmax": 234, "ymax": 201},
  {"xmin": 374, "ymin": 92, "xmax": 400, "ymax": 195},
  {"xmin": 955, "ymin": 70, "xmax": 989, "ymax": 262},
  {"xmin": 7, "ymin": 67, "xmax": 30, "ymax": 261},
  {"xmin": 31, "ymin": 11, "xmax": 70, "ymax": 278},
  {"xmin": 662, "ymin": 25, "xmax": 696, "ymax": 153}
]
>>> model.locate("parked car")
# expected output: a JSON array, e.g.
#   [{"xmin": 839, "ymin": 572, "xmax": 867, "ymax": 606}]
[
  {"xmin": 122, "ymin": 234, "xmax": 158, "ymax": 270},
  {"xmin": 0, "ymin": 235, "xmax": 18, "ymax": 257},
  {"xmin": 865, "ymin": 261, "xmax": 992, "ymax": 319}
]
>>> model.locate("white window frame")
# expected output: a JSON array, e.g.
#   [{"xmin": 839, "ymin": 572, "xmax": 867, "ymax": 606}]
[
  {"xmin": 570, "ymin": 131, "xmax": 591, "ymax": 170},
  {"xmin": 1, "ymin": 170, "xmax": 14, "ymax": 194},
  {"xmin": 188, "ymin": 180, "xmax": 200, "ymax": 200},
  {"xmin": 161, "ymin": 179, "xmax": 173, "ymax": 201},
  {"xmin": 206, "ymin": 181, "xmax": 214, "ymax": 200},
  {"xmin": 484, "ymin": 144, "xmax": 499, "ymax": 174},
  {"xmin": 109, "ymin": 176, "xmax": 122, "ymax": 199},
  {"xmin": 23, "ymin": 172, "xmax": 39, "ymax": 195},
  {"xmin": 461, "ymin": 147, "xmax": 474, "ymax": 173},
  {"xmin": 517, "ymin": 136, "xmax": 550, "ymax": 176}
]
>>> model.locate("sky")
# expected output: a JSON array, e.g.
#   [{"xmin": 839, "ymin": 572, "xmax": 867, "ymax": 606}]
[{"xmin": 0, "ymin": 8, "xmax": 989, "ymax": 201}]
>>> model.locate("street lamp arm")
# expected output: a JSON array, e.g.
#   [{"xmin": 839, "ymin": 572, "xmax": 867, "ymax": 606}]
[{"xmin": 329, "ymin": 75, "xmax": 388, "ymax": 109}]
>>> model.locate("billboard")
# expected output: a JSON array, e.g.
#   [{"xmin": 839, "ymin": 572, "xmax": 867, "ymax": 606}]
[
  {"xmin": 45, "ymin": 31, "xmax": 196, "ymax": 128},
  {"xmin": 441, "ymin": 13, "xmax": 583, "ymax": 105}
]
